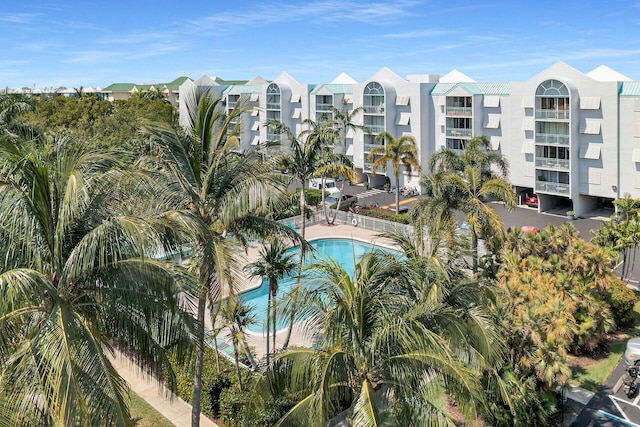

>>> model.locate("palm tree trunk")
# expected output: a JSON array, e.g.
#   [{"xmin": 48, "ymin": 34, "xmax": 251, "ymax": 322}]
[
  {"xmin": 266, "ymin": 291, "xmax": 271, "ymax": 365},
  {"xmin": 471, "ymin": 233, "xmax": 479, "ymax": 272},
  {"xmin": 395, "ymin": 184, "xmax": 400, "ymax": 214},
  {"xmin": 283, "ymin": 187, "xmax": 306, "ymax": 349},
  {"xmin": 211, "ymin": 318, "xmax": 221, "ymax": 373},
  {"xmin": 242, "ymin": 338, "xmax": 258, "ymax": 369},
  {"xmin": 191, "ymin": 293, "xmax": 206, "ymax": 427},
  {"xmin": 233, "ymin": 343, "xmax": 243, "ymax": 392},
  {"xmin": 272, "ymin": 289, "xmax": 277, "ymax": 355}
]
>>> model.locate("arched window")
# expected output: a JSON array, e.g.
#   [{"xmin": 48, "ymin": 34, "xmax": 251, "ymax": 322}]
[{"xmin": 536, "ymin": 79, "xmax": 568, "ymax": 96}]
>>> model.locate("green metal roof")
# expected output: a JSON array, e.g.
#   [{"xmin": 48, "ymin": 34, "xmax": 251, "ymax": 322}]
[
  {"xmin": 620, "ymin": 82, "xmax": 640, "ymax": 96},
  {"xmin": 310, "ymin": 84, "xmax": 354, "ymax": 95},
  {"xmin": 222, "ymin": 85, "xmax": 261, "ymax": 94},
  {"xmin": 102, "ymin": 76, "xmax": 191, "ymax": 92},
  {"xmin": 430, "ymin": 82, "xmax": 509, "ymax": 96}
]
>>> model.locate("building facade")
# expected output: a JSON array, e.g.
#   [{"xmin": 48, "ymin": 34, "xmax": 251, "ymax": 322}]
[{"xmin": 179, "ymin": 61, "xmax": 640, "ymax": 217}]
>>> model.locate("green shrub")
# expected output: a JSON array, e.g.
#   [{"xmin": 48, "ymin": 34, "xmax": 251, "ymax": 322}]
[
  {"xmin": 168, "ymin": 346, "xmax": 244, "ymax": 418},
  {"xmin": 356, "ymin": 206, "xmax": 410, "ymax": 224},
  {"xmin": 605, "ymin": 279, "xmax": 637, "ymax": 326},
  {"xmin": 219, "ymin": 386, "xmax": 298, "ymax": 427}
]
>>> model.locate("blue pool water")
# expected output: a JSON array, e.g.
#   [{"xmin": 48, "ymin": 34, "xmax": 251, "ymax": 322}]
[{"xmin": 240, "ymin": 238, "xmax": 389, "ymax": 333}]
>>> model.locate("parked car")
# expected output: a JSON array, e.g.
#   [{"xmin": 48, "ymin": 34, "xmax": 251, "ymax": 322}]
[
  {"xmin": 625, "ymin": 337, "xmax": 640, "ymax": 366},
  {"xmin": 520, "ymin": 225, "xmax": 540, "ymax": 233},
  {"xmin": 325, "ymin": 193, "xmax": 358, "ymax": 210},
  {"xmin": 525, "ymin": 194, "xmax": 539, "ymax": 208}
]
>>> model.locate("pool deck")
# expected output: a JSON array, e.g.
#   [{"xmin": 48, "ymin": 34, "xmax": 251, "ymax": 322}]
[{"xmin": 210, "ymin": 222, "xmax": 400, "ymax": 360}]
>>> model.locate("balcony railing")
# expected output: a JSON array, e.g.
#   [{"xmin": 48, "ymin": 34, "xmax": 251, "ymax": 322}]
[
  {"xmin": 266, "ymin": 102, "xmax": 280, "ymax": 110},
  {"xmin": 535, "ymin": 158, "xmax": 569, "ymax": 170},
  {"xmin": 316, "ymin": 103, "xmax": 333, "ymax": 111},
  {"xmin": 266, "ymin": 133, "xmax": 282, "ymax": 141},
  {"xmin": 446, "ymin": 128, "xmax": 472, "ymax": 138},
  {"xmin": 364, "ymin": 105, "xmax": 385, "ymax": 114},
  {"xmin": 364, "ymin": 143, "xmax": 384, "ymax": 152},
  {"xmin": 535, "ymin": 180, "xmax": 570, "ymax": 195},
  {"xmin": 535, "ymin": 109, "xmax": 570, "ymax": 120},
  {"xmin": 535, "ymin": 133, "xmax": 570, "ymax": 146},
  {"xmin": 446, "ymin": 107, "xmax": 472, "ymax": 116},
  {"xmin": 365, "ymin": 124, "xmax": 385, "ymax": 133}
]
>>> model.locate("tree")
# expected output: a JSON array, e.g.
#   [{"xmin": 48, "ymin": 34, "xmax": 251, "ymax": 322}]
[
  {"xmin": 298, "ymin": 117, "xmax": 356, "ymax": 224},
  {"xmin": 141, "ymin": 88, "xmax": 302, "ymax": 427},
  {"xmin": 329, "ymin": 98, "xmax": 368, "ymax": 157},
  {"xmin": 245, "ymin": 239, "xmax": 297, "ymax": 364},
  {"xmin": 420, "ymin": 135, "xmax": 516, "ymax": 270},
  {"xmin": 259, "ymin": 241, "xmax": 503, "ymax": 426},
  {"xmin": 220, "ymin": 299, "xmax": 257, "ymax": 392},
  {"xmin": 0, "ymin": 132, "xmax": 193, "ymax": 426},
  {"xmin": 367, "ymin": 131, "xmax": 422, "ymax": 214}
]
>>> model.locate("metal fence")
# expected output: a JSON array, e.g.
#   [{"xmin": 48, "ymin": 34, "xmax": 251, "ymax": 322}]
[{"xmin": 280, "ymin": 211, "xmax": 412, "ymax": 236}]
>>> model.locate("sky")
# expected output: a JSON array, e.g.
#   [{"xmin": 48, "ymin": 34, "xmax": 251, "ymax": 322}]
[{"xmin": 3, "ymin": 0, "xmax": 640, "ymax": 89}]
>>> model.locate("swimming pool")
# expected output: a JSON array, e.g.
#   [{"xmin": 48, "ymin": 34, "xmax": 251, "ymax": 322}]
[{"xmin": 240, "ymin": 238, "xmax": 391, "ymax": 333}]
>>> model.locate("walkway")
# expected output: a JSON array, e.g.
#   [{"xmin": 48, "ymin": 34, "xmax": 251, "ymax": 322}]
[{"xmin": 109, "ymin": 350, "xmax": 220, "ymax": 427}]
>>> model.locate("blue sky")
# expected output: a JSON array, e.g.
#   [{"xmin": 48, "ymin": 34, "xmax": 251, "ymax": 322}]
[{"xmin": 2, "ymin": 0, "xmax": 640, "ymax": 89}]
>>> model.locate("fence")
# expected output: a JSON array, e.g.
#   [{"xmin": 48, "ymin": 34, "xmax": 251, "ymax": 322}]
[{"xmin": 280, "ymin": 210, "xmax": 412, "ymax": 236}]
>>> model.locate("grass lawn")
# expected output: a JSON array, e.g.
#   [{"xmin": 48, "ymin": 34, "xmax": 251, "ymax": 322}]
[
  {"xmin": 129, "ymin": 391, "xmax": 176, "ymax": 427},
  {"xmin": 570, "ymin": 293, "xmax": 640, "ymax": 392}
]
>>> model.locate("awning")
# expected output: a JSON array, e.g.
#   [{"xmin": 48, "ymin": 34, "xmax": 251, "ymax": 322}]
[
  {"xmin": 396, "ymin": 112, "xmax": 411, "ymax": 126},
  {"xmin": 581, "ymin": 119, "xmax": 601, "ymax": 135},
  {"xmin": 291, "ymin": 108, "xmax": 302, "ymax": 119},
  {"xmin": 346, "ymin": 128, "xmax": 355, "ymax": 138},
  {"xmin": 521, "ymin": 142, "xmax": 535, "ymax": 154},
  {"xmin": 633, "ymin": 149, "xmax": 640, "ymax": 162},
  {"xmin": 484, "ymin": 96, "xmax": 500, "ymax": 108},
  {"xmin": 251, "ymin": 108, "xmax": 260, "ymax": 116},
  {"xmin": 484, "ymin": 114, "xmax": 500, "ymax": 129},
  {"xmin": 521, "ymin": 118, "xmax": 535, "ymax": 131},
  {"xmin": 579, "ymin": 143, "xmax": 601, "ymax": 159},
  {"xmin": 580, "ymin": 97, "xmax": 601, "ymax": 110},
  {"xmin": 345, "ymin": 144, "xmax": 354, "ymax": 156},
  {"xmin": 490, "ymin": 136, "xmax": 501, "ymax": 150},
  {"xmin": 521, "ymin": 96, "xmax": 534, "ymax": 108},
  {"xmin": 395, "ymin": 95, "xmax": 410, "ymax": 106},
  {"xmin": 251, "ymin": 121, "xmax": 260, "ymax": 131},
  {"xmin": 251, "ymin": 136, "xmax": 260, "ymax": 146},
  {"xmin": 250, "ymin": 94, "xmax": 259, "ymax": 102},
  {"xmin": 290, "ymin": 93, "xmax": 301, "ymax": 103},
  {"xmin": 343, "ymin": 94, "xmax": 353, "ymax": 104}
]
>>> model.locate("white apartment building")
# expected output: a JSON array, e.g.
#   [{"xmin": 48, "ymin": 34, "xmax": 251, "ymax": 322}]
[{"xmin": 179, "ymin": 61, "xmax": 640, "ymax": 217}]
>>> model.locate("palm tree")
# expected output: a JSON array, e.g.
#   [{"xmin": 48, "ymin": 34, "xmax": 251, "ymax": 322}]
[
  {"xmin": 0, "ymin": 132, "xmax": 193, "ymax": 426},
  {"xmin": 299, "ymin": 117, "xmax": 357, "ymax": 224},
  {"xmin": 421, "ymin": 135, "xmax": 516, "ymax": 270},
  {"xmin": 141, "ymin": 88, "xmax": 303, "ymax": 427},
  {"xmin": 329, "ymin": 99, "xmax": 368, "ymax": 155},
  {"xmin": 367, "ymin": 131, "xmax": 422, "ymax": 214},
  {"xmin": 244, "ymin": 239, "xmax": 297, "ymax": 364},
  {"xmin": 259, "ymin": 245, "xmax": 503, "ymax": 426},
  {"xmin": 220, "ymin": 298, "xmax": 257, "ymax": 392}
]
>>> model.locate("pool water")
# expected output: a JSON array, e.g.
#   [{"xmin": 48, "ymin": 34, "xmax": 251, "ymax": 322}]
[{"xmin": 240, "ymin": 238, "xmax": 389, "ymax": 333}]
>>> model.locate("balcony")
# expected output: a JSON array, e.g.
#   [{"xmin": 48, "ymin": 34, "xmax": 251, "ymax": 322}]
[
  {"xmin": 535, "ymin": 109, "xmax": 569, "ymax": 120},
  {"xmin": 535, "ymin": 158, "xmax": 569, "ymax": 170},
  {"xmin": 266, "ymin": 102, "xmax": 280, "ymax": 110},
  {"xmin": 364, "ymin": 124, "xmax": 385, "ymax": 133},
  {"xmin": 364, "ymin": 105, "xmax": 384, "ymax": 114},
  {"xmin": 266, "ymin": 133, "xmax": 282, "ymax": 142},
  {"xmin": 364, "ymin": 143, "xmax": 386, "ymax": 153},
  {"xmin": 535, "ymin": 133, "xmax": 570, "ymax": 146},
  {"xmin": 316, "ymin": 103, "xmax": 333, "ymax": 111},
  {"xmin": 446, "ymin": 107, "xmax": 472, "ymax": 116},
  {"xmin": 535, "ymin": 180, "xmax": 570, "ymax": 195},
  {"xmin": 446, "ymin": 128, "xmax": 472, "ymax": 138}
]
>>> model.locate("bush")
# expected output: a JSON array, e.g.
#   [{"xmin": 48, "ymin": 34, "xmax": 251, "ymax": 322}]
[
  {"xmin": 219, "ymin": 386, "xmax": 298, "ymax": 427},
  {"xmin": 168, "ymin": 346, "xmax": 245, "ymax": 418},
  {"xmin": 356, "ymin": 206, "xmax": 410, "ymax": 224},
  {"xmin": 605, "ymin": 279, "xmax": 637, "ymax": 326}
]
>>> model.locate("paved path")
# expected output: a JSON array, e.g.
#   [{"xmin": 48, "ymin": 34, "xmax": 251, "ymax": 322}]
[{"xmin": 109, "ymin": 351, "xmax": 220, "ymax": 427}]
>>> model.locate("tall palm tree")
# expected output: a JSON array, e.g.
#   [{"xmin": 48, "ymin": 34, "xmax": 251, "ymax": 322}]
[
  {"xmin": 220, "ymin": 298, "xmax": 257, "ymax": 392},
  {"xmin": 299, "ymin": 117, "xmax": 357, "ymax": 224},
  {"xmin": 244, "ymin": 239, "xmax": 297, "ymax": 364},
  {"xmin": 367, "ymin": 131, "xmax": 422, "ymax": 214},
  {"xmin": 420, "ymin": 135, "xmax": 516, "ymax": 270},
  {"xmin": 259, "ymin": 245, "xmax": 503, "ymax": 426},
  {"xmin": 329, "ymin": 98, "xmax": 368, "ymax": 157},
  {"xmin": 0, "ymin": 132, "xmax": 193, "ymax": 426},
  {"xmin": 141, "ymin": 88, "xmax": 302, "ymax": 427}
]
